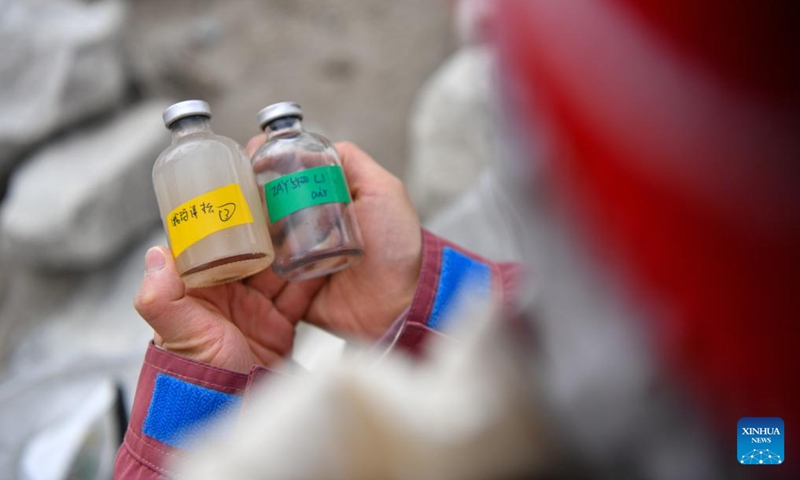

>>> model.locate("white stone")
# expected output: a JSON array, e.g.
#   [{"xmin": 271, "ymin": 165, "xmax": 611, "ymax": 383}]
[
  {"xmin": 0, "ymin": 101, "xmax": 170, "ymax": 270},
  {"xmin": 0, "ymin": 0, "xmax": 128, "ymax": 170},
  {"xmin": 426, "ymin": 171, "xmax": 524, "ymax": 263}
]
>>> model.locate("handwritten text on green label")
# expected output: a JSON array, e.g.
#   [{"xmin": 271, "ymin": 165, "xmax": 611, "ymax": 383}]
[{"xmin": 264, "ymin": 165, "xmax": 351, "ymax": 223}]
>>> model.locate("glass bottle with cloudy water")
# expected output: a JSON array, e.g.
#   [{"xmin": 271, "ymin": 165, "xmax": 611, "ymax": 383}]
[
  {"xmin": 250, "ymin": 102, "xmax": 363, "ymax": 280},
  {"xmin": 153, "ymin": 100, "xmax": 274, "ymax": 288}
]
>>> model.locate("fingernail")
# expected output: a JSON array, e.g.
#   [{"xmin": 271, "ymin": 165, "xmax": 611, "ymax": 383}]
[{"xmin": 145, "ymin": 247, "xmax": 166, "ymax": 274}]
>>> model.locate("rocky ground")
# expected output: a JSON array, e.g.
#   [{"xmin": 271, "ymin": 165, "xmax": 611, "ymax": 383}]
[{"xmin": 125, "ymin": 0, "xmax": 454, "ymax": 175}]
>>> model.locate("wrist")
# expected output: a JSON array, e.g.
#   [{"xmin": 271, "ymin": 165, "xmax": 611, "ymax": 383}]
[
  {"xmin": 370, "ymin": 233, "xmax": 422, "ymax": 339},
  {"xmin": 154, "ymin": 334, "xmax": 257, "ymax": 375}
]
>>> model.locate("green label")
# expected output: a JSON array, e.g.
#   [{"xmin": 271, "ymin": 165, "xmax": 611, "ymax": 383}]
[{"xmin": 264, "ymin": 165, "xmax": 352, "ymax": 223}]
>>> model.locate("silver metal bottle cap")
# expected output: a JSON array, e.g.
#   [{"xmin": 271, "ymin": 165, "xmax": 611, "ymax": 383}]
[
  {"xmin": 257, "ymin": 102, "xmax": 303, "ymax": 129},
  {"xmin": 163, "ymin": 100, "xmax": 212, "ymax": 128}
]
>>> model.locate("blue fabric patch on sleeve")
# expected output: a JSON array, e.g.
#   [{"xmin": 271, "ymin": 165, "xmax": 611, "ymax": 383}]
[
  {"xmin": 428, "ymin": 246, "xmax": 491, "ymax": 331},
  {"xmin": 143, "ymin": 373, "xmax": 241, "ymax": 448}
]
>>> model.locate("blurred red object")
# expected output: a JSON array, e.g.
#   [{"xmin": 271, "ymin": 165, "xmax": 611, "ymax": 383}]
[{"xmin": 496, "ymin": 0, "xmax": 799, "ymax": 470}]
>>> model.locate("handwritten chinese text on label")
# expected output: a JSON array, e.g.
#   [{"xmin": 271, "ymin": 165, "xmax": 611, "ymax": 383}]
[{"xmin": 165, "ymin": 183, "xmax": 254, "ymax": 257}]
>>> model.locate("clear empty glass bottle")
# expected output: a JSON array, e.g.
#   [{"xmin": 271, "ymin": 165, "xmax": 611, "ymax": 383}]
[
  {"xmin": 251, "ymin": 102, "xmax": 363, "ymax": 281},
  {"xmin": 153, "ymin": 100, "xmax": 274, "ymax": 288}
]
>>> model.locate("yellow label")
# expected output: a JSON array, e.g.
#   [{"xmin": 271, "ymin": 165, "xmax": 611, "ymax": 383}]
[{"xmin": 165, "ymin": 183, "xmax": 254, "ymax": 258}]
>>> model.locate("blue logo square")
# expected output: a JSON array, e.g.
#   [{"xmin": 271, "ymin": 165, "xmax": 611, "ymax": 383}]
[{"xmin": 738, "ymin": 417, "xmax": 784, "ymax": 465}]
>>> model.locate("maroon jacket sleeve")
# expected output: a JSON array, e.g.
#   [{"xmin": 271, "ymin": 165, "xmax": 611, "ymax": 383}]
[
  {"xmin": 114, "ymin": 229, "xmax": 523, "ymax": 478},
  {"xmin": 387, "ymin": 230, "xmax": 523, "ymax": 357},
  {"xmin": 114, "ymin": 343, "xmax": 260, "ymax": 478}
]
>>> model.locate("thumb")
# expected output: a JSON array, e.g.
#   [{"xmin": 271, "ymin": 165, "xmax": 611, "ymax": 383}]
[
  {"xmin": 134, "ymin": 246, "xmax": 217, "ymax": 346},
  {"xmin": 334, "ymin": 141, "xmax": 402, "ymax": 198}
]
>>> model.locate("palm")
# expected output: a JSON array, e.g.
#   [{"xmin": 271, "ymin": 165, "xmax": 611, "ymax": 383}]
[
  {"xmin": 140, "ymin": 262, "xmax": 322, "ymax": 374},
  {"xmin": 184, "ymin": 281, "xmax": 296, "ymax": 372},
  {"xmin": 304, "ymin": 163, "xmax": 422, "ymax": 340}
]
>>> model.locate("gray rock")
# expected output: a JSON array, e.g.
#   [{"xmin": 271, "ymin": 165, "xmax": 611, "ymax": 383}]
[
  {"xmin": 0, "ymin": 0, "xmax": 128, "ymax": 171},
  {"xmin": 125, "ymin": 0, "xmax": 454, "ymax": 177},
  {"xmin": 0, "ymin": 266, "xmax": 81, "ymax": 373},
  {"xmin": 0, "ymin": 101, "xmax": 170, "ymax": 270},
  {"xmin": 3, "ymin": 227, "xmax": 162, "ymax": 379}
]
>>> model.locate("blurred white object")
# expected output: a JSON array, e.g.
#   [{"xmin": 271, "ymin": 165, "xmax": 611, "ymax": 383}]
[
  {"xmin": 405, "ymin": 0, "xmax": 496, "ymax": 221},
  {"xmin": 0, "ymin": 359, "xmax": 137, "ymax": 480},
  {"xmin": 176, "ymin": 302, "xmax": 547, "ymax": 480},
  {"xmin": 426, "ymin": 170, "xmax": 524, "ymax": 263},
  {"xmin": 292, "ymin": 322, "xmax": 347, "ymax": 372},
  {"xmin": 406, "ymin": 46, "xmax": 496, "ymax": 221},
  {"xmin": 20, "ymin": 381, "xmax": 117, "ymax": 480}
]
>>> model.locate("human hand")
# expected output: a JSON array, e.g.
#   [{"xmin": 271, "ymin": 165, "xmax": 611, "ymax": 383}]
[
  {"xmin": 244, "ymin": 138, "xmax": 422, "ymax": 340},
  {"xmin": 134, "ymin": 246, "xmax": 321, "ymax": 373},
  {"xmin": 135, "ymin": 141, "xmax": 421, "ymax": 372}
]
